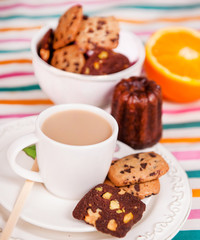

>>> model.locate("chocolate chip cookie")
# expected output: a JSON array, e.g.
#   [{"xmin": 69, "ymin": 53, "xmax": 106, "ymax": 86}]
[
  {"xmin": 76, "ymin": 16, "xmax": 119, "ymax": 52},
  {"xmin": 104, "ymin": 178, "xmax": 160, "ymax": 199},
  {"xmin": 53, "ymin": 5, "xmax": 83, "ymax": 50},
  {"xmin": 51, "ymin": 44, "xmax": 85, "ymax": 73},
  {"xmin": 108, "ymin": 152, "xmax": 169, "ymax": 186}
]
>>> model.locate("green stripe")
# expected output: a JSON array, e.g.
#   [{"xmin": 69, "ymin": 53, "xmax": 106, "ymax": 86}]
[
  {"xmin": 0, "ymin": 85, "xmax": 41, "ymax": 92},
  {"xmin": 163, "ymin": 121, "xmax": 200, "ymax": 130},
  {"xmin": 0, "ymin": 14, "xmax": 60, "ymax": 20},
  {"xmin": 88, "ymin": 3, "xmax": 200, "ymax": 15},
  {"xmin": 173, "ymin": 230, "xmax": 200, "ymax": 240},
  {"xmin": 0, "ymin": 49, "xmax": 30, "ymax": 53},
  {"xmin": 186, "ymin": 170, "xmax": 200, "ymax": 178},
  {"xmin": 114, "ymin": 3, "xmax": 200, "ymax": 10}
]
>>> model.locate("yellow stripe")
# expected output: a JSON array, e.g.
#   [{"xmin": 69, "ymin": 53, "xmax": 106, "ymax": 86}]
[
  {"xmin": 0, "ymin": 99, "xmax": 53, "ymax": 105},
  {"xmin": 0, "ymin": 59, "xmax": 32, "ymax": 65},
  {"xmin": 160, "ymin": 138, "xmax": 200, "ymax": 143},
  {"xmin": 0, "ymin": 26, "xmax": 41, "ymax": 32},
  {"xmin": 117, "ymin": 15, "xmax": 200, "ymax": 24},
  {"xmin": 192, "ymin": 189, "xmax": 200, "ymax": 197}
]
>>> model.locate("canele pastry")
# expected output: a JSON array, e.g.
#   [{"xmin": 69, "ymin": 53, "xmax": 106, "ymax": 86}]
[{"xmin": 111, "ymin": 76, "xmax": 162, "ymax": 149}]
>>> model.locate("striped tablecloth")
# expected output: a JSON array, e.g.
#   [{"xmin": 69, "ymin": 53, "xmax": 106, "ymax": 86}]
[{"xmin": 0, "ymin": 0, "xmax": 199, "ymax": 239}]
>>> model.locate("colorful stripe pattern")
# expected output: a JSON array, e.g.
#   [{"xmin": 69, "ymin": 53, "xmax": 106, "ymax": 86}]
[{"xmin": 0, "ymin": 0, "xmax": 199, "ymax": 239}]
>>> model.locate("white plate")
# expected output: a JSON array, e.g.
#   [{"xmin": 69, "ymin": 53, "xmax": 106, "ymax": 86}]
[{"xmin": 0, "ymin": 117, "xmax": 192, "ymax": 239}]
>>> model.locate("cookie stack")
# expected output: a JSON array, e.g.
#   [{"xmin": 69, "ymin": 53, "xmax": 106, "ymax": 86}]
[
  {"xmin": 73, "ymin": 151, "xmax": 169, "ymax": 237},
  {"xmin": 39, "ymin": 5, "xmax": 130, "ymax": 75},
  {"xmin": 106, "ymin": 151, "xmax": 169, "ymax": 199}
]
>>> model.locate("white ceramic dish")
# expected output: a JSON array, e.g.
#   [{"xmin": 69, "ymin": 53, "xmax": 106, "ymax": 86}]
[
  {"xmin": 31, "ymin": 23, "xmax": 145, "ymax": 108},
  {"xmin": 0, "ymin": 117, "xmax": 191, "ymax": 239}
]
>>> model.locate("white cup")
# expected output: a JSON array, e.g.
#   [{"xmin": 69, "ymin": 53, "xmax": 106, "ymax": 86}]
[{"xmin": 7, "ymin": 104, "xmax": 118, "ymax": 200}]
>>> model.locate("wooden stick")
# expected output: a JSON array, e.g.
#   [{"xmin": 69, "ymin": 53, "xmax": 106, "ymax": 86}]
[{"xmin": 0, "ymin": 159, "xmax": 39, "ymax": 240}]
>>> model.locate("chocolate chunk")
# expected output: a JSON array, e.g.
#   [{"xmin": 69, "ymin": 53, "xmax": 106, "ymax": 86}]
[
  {"xmin": 134, "ymin": 154, "xmax": 140, "ymax": 159},
  {"xmin": 149, "ymin": 152, "xmax": 157, "ymax": 158},
  {"xmin": 140, "ymin": 163, "xmax": 147, "ymax": 169},
  {"xmin": 149, "ymin": 172, "xmax": 156, "ymax": 176},
  {"xmin": 134, "ymin": 184, "xmax": 140, "ymax": 192}
]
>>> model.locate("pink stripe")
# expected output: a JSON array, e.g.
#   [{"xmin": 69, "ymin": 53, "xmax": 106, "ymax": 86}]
[
  {"xmin": 188, "ymin": 209, "xmax": 200, "ymax": 219},
  {"xmin": 0, "ymin": 72, "xmax": 34, "ymax": 79},
  {"xmin": 163, "ymin": 107, "xmax": 200, "ymax": 114},
  {"xmin": 0, "ymin": 2, "xmax": 71, "ymax": 10},
  {"xmin": 172, "ymin": 151, "xmax": 200, "ymax": 160},
  {"xmin": 0, "ymin": 0, "xmax": 122, "ymax": 10},
  {"xmin": 0, "ymin": 39, "xmax": 31, "ymax": 43},
  {"xmin": 0, "ymin": 113, "xmax": 39, "ymax": 119},
  {"xmin": 134, "ymin": 31, "xmax": 152, "ymax": 36}
]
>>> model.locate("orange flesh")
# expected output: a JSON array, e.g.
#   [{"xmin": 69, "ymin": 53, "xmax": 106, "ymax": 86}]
[{"xmin": 151, "ymin": 32, "xmax": 200, "ymax": 79}]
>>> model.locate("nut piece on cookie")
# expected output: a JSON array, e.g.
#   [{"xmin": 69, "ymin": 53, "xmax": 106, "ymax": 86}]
[
  {"xmin": 53, "ymin": 5, "xmax": 83, "ymax": 50},
  {"xmin": 73, "ymin": 184, "xmax": 146, "ymax": 238},
  {"xmin": 51, "ymin": 44, "xmax": 85, "ymax": 73},
  {"xmin": 81, "ymin": 48, "xmax": 130, "ymax": 75},
  {"xmin": 108, "ymin": 152, "xmax": 169, "ymax": 186},
  {"xmin": 39, "ymin": 29, "xmax": 54, "ymax": 63},
  {"xmin": 76, "ymin": 16, "xmax": 119, "ymax": 52},
  {"xmin": 105, "ymin": 178, "xmax": 160, "ymax": 199}
]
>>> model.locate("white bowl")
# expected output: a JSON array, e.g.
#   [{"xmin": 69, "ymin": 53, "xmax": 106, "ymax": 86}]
[{"xmin": 31, "ymin": 23, "xmax": 145, "ymax": 107}]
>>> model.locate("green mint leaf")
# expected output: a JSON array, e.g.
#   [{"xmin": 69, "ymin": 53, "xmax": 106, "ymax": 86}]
[{"xmin": 23, "ymin": 145, "xmax": 36, "ymax": 159}]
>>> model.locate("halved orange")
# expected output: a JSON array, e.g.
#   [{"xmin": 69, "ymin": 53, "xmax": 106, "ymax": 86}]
[{"xmin": 144, "ymin": 26, "xmax": 200, "ymax": 103}]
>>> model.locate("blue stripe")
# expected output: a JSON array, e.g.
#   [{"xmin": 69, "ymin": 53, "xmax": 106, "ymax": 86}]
[
  {"xmin": 186, "ymin": 170, "xmax": 200, "ymax": 178},
  {"xmin": 172, "ymin": 230, "xmax": 200, "ymax": 240},
  {"xmin": 163, "ymin": 122, "xmax": 200, "ymax": 130},
  {"xmin": 0, "ymin": 49, "xmax": 30, "ymax": 53},
  {"xmin": 114, "ymin": 3, "xmax": 200, "ymax": 10},
  {"xmin": 0, "ymin": 14, "xmax": 60, "ymax": 20},
  {"xmin": 88, "ymin": 3, "xmax": 200, "ymax": 15},
  {"xmin": 0, "ymin": 85, "xmax": 41, "ymax": 92}
]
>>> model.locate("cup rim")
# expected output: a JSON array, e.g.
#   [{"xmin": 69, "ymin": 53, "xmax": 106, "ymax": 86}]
[
  {"xmin": 36, "ymin": 104, "xmax": 119, "ymax": 149},
  {"xmin": 31, "ymin": 23, "xmax": 145, "ymax": 82}
]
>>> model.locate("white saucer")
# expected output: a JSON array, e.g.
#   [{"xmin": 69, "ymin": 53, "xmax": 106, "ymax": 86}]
[{"xmin": 0, "ymin": 117, "xmax": 192, "ymax": 239}]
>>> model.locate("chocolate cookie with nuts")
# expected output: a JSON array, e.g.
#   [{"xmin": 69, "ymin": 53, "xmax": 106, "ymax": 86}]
[
  {"xmin": 81, "ymin": 48, "xmax": 130, "ymax": 75},
  {"xmin": 73, "ymin": 184, "xmax": 145, "ymax": 238},
  {"xmin": 51, "ymin": 44, "xmax": 85, "ymax": 73},
  {"xmin": 108, "ymin": 152, "xmax": 169, "ymax": 186}
]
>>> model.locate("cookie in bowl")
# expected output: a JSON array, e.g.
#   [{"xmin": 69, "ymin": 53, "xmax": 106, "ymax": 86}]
[
  {"xmin": 53, "ymin": 4, "xmax": 83, "ymax": 50},
  {"xmin": 31, "ymin": 4, "xmax": 145, "ymax": 107},
  {"xmin": 81, "ymin": 47, "xmax": 130, "ymax": 75}
]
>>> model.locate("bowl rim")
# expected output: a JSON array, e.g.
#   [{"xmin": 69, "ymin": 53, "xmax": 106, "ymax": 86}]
[{"xmin": 31, "ymin": 23, "xmax": 145, "ymax": 82}]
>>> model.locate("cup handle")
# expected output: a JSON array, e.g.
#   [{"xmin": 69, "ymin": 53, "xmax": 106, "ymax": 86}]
[{"xmin": 7, "ymin": 133, "xmax": 43, "ymax": 183}]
